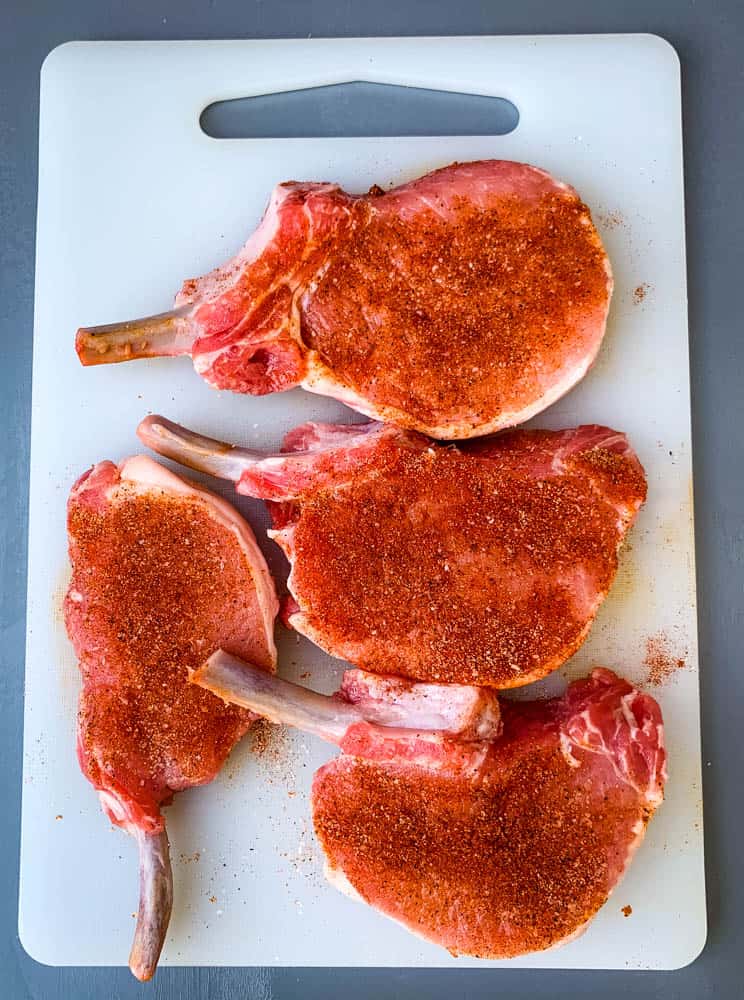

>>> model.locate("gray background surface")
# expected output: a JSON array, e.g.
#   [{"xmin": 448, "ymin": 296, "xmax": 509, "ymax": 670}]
[{"xmin": 1, "ymin": 2, "xmax": 741, "ymax": 998}]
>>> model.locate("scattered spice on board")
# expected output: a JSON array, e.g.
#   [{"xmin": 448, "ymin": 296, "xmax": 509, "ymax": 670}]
[
  {"xmin": 248, "ymin": 719, "xmax": 279, "ymax": 757},
  {"xmin": 633, "ymin": 283, "xmax": 650, "ymax": 304},
  {"xmin": 644, "ymin": 633, "xmax": 686, "ymax": 686},
  {"xmin": 597, "ymin": 209, "xmax": 625, "ymax": 230},
  {"xmin": 248, "ymin": 719, "xmax": 291, "ymax": 762},
  {"xmin": 621, "ymin": 905, "xmax": 633, "ymax": 917}
]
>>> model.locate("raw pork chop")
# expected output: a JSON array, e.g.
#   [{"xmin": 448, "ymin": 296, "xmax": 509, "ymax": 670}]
[
  {"xmin": 138, "ymin": 416, "xmax": 647, "ymax": 688},
  {"xmin": 76, "ymin": 160, "xmax": 612, "ymax": 439},
  {"xmin": 193, "ymin": 651, "xmax": 666, "ymax": 959},
  {"xmin": 64, "ymin": 456, "xmax": 278, "ymax": 979}
]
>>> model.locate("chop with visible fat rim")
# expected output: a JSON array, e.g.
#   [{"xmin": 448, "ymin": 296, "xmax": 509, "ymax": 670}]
[
  {"xmin": 64, "ymin": 456, "xmax": 278, "ymax": 980},
  {"xmin": 192, "ymin": 651, "xmax": 666, "ymax": 959},
  {"xmin": 76, "ymin": 160, "xmax": 612, "ymax": 439},
  {"xmin": 138, "ymin": 416, "xmax": 647, "ymax": 688}
]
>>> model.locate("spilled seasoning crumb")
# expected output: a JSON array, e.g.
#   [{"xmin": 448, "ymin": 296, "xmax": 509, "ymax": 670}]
[
  {"xmin": 55, "ymin": 814, "xmax": 63, "ymax": 821},
  {"xmin": 208, "ymin": 895, "xmax": 217, "ymax": 904},
  {"xmin": 597, "ymin": 210, "xmax": 625, "ymax": 230},
  {"xmin": 180, "ymin": 851, "xmax": 201, "ymax": 864},
  {"xmin": 644, "ymin": 633, "xmax": 687, "ymax": 686},
  {"xmin": 633, "ymin": 283, "xmax": 650, "ymax": 304},
  {"xmin": 281, "ymin": 817, "xmax": 323, "ymax": 885},
  {"xmin": 621, "ymin": 905, "xmax": 633, "ymax": 917},
  {"xmin": 248, "ymin": 719, "xmax": 289, "ymax": 761},
  {"xmin": 247, "ymin": 719, "xmax": 299, "ymax": 791}
]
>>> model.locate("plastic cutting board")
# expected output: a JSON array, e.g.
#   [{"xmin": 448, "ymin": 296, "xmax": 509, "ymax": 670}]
[{"xmin": 20, "ymin": 35, "xmax": 705, "ymax": 969}]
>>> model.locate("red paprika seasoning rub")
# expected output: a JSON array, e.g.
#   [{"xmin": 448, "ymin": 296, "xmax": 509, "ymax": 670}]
[
  {"xmin": 286, "ymin": 426, "xmax": 647, "ymax": 688},
  {"xmin": 303, "ymin": 191, "xmax": 610, "ymax": 429},
  {"xmin": 64, "ymin": 457, "xmax": 277, "ymax": 980},
  {"xmin": 69, "ymin": 493, "xmax": 266, "ymax": 827},
  {"xmin": 312, "ymin": 670, "xmax": 665, "ymax": 958}
]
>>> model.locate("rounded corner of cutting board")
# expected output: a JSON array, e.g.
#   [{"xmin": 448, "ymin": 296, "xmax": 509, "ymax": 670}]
[
  {"xmin": 634, "ymin": 32, "xmax": 681, "ymax": 74},
  {"xmin": 18, "ymin": 909, "xmax": 63, "ymax": 970},
  {"xmin": 662, "ymin": 918, "xmax": 709, "ymax": 972},
  {"xmin": 40, "ymin": 40, "xmax": 88, "ymax": 86}
]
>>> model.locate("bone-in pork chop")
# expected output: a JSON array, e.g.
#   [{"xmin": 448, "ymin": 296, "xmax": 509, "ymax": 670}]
[
  {"xmin": 64, "ymin": 456, "xmax": 278, "ymax": 979},
  {"xmin": 193, "ymin": 651, "xmax": 666, "ymax": 959},
  {"xmin": 138, "ymin": 417, "xmax": 647, "ymax": 688},
  {"xmin": 77, "ymin": 160, "xmax": 612, "ymax": 439}
]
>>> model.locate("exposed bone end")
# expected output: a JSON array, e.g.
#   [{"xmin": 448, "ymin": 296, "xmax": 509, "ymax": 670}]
[
  {"xmin": 76, "ymin": 307, "xmax": 195, "ymax": 366},
  {"xmin": 194, "ymin": 649, "xmax": 503, "ymax": 747},
  {"xmin": 128, "ymin": 827, "xmax": 173, "ymax": 981},
  {"xmin": 137, "ymin": 414, "xmax": 271, "ymax": 485},
  {"xmin": 138, "ymin": 415, "xmax": 390, "ymax": 502},
  {"xmin": 191, "ymin": 650, "xmax": 358, "ymax": 744}
]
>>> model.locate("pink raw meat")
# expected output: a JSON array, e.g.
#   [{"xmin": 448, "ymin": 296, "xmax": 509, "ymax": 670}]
[
  {"xmin": 193, "ymin": 651, "xmax": 666, "ymax": 959},
  {"xmin": 138, "ymin": 416, "xmax": 647, "ymax": 688},
  {"xmin": 77, "ymin": 160, "xmax": 612, "ymax": 439},
  {"xmin": 64, "ymin": 455, "xmax": 278, "ymax": 979}
]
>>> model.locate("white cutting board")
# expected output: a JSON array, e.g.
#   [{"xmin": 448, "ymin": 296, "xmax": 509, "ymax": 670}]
[{"xmin": 21, "ymin": 36, "xmax": 705, "ymax": 970}]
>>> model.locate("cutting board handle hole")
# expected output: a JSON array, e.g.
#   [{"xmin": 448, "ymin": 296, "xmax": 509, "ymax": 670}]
[{"xmin": 200, "ymin": 81, "xmax": 519, "ymax": 139}]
